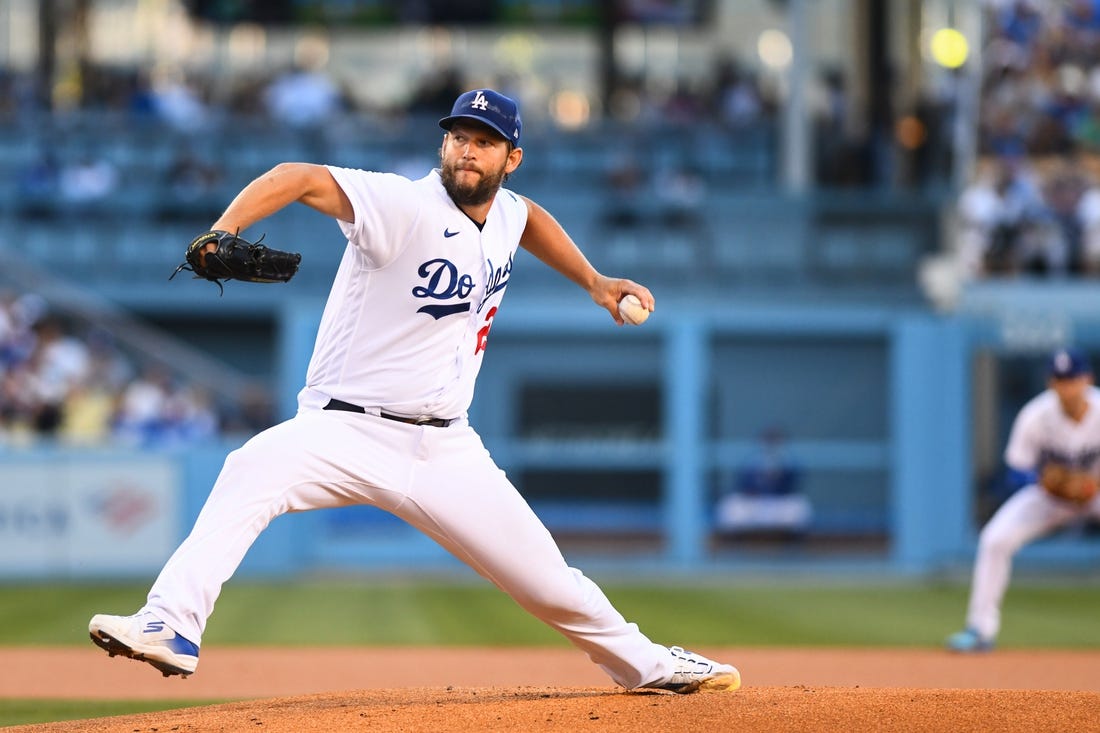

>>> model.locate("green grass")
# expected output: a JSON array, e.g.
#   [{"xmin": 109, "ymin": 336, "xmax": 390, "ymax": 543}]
[
  {"xmin": 2, "ymin": 578, "xmax": 1099, "ymax": 726},
  {"xmin": 0, "ymin": 699, "xmax": 225, "ymax": 728},
  {"xmin": 3, "ymin": 578, "xmax": 1100, "ymax": 649}
]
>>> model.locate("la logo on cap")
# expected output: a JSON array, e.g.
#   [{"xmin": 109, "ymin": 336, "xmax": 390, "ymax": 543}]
[
  {"xmin": 1055, "ymin": 350, "xmax": 1072, "ymax": 373},
  {"xmin": 471, "ymin": 91, "xmax": 489, "ymax": 111}
]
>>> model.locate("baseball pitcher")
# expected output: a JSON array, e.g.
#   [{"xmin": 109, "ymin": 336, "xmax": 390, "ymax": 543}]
[{"xmin": 88, "ymin": 89, "xmax": 739, "ymax": 694}]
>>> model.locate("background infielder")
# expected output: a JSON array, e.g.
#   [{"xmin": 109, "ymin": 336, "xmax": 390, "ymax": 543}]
[
  {"xmin": 948, "ymin": 347, "xmax": 1100, "ymax": 652},
  {"xmin": 88, "ymin": 88, "xmax": 739, "ymax": 694}
]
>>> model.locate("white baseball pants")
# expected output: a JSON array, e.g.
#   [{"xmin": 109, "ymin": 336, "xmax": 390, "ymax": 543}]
[
  {"xmin": 142, "ymin": 408, "xmax": 672, "ymax": 689},
  {"xmin": 964, "ymin": 484, "xmax": 1100, "ymax": 639}
]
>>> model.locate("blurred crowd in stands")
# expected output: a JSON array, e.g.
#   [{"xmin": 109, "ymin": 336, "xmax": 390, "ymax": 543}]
[
  {"xmin": 0, "ymin": 291, "xmax": 272, "ymax": 449},
  {"xmin": 0, "ymin": 39, "xmax": 929, "ymax": 205},
  {"xmin": 0, "ymin": 51, "xmax": 786, "ymax": 136},
  {"xmin": 959, "ymin": 0, "xmax": 1100, "ymax": 278},
  {"xmin": 0, "ymin": 48, "xmax": 825, "ymax": 281}
]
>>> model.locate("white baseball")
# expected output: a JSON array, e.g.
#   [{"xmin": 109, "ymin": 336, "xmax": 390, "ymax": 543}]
[{"xmin": 618, "ymin": 294, "xmax": 650, "ymax": 325}]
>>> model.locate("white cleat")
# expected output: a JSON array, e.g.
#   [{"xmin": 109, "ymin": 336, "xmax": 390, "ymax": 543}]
[
  {"xmin": 643, "ymin": 646, "xmax": 741, "ymax": 694},
  {"xmin": 89, "ymin": 612, "xmax": 199, "ymax": 678}
]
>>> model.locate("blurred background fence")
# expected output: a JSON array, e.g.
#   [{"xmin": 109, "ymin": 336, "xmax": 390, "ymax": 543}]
[{"xmin": 2, "ymin": 0, "xmax": 1099, "ymax": 579}]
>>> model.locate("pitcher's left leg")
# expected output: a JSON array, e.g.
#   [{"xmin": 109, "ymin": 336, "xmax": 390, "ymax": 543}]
[{"xmin": 393, "ymin": 426, "xmax": 729, "ymax": 690}]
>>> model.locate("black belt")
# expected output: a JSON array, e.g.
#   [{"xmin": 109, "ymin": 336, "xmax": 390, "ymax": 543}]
[{"xmin": 323, "ymin": 398, "xmax": 453, "ymax": 428}]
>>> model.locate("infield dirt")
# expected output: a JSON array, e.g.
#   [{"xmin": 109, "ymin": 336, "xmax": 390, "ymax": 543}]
[{"xmin": 4, "ymin": 647, "xmax": 1100, "ymax": 732}]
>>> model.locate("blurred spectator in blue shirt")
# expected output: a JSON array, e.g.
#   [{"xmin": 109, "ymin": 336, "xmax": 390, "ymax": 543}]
[
  {"xmin": 715, "ymin": 427, "xmax": 811, "ymax": 539},
  {"xmin": 1031, "ymin": 65, "xmax": 1090, "ymax": 156},
  {"xmin": 1035, "ymin": 161, "xmax": 1094, "ymax": 273},
  {"xmin": 993, "ymin": 0, "xmax": 1044, "ymax": 53},
  {"xmin": 16, "ymin": 147, "xmax": 61, "ymax": 219},
  {"xmin": 58, "ymin": 151, "xmax": 119, "ymax": 211},
  {"xmin": 263, "ymin": 36, "xmax": 345, "ymax": 131},
  {"xmin": 150, "ymin": 70, "xmax": 212, "ymax": 134},
  {"xmin": 1062, "ymin": 0, "xmax": 1100, "ymax": 44},
  {"xmin": 712, "ymin": 57, "xmax": 764, "ymax": 128}
]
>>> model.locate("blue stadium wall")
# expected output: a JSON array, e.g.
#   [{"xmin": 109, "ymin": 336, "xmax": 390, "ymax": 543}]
[{"xmin": 8, "ymin": 290, "xmax": 1100, "ymax": 580}]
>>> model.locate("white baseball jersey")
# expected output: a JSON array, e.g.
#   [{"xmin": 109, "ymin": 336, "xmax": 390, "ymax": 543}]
[
  {"xmin": 297, "ymin": 167, "xmax": 527, "ymax": 420},
  {"xmin": 1004, "ymin": 386, "xmax": 1100, "ymax": 474}
]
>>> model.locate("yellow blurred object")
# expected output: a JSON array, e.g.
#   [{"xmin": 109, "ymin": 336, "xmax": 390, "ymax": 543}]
[{"xmin": 930, "ymin": 28, "xmax": 968, "ymax": 69}]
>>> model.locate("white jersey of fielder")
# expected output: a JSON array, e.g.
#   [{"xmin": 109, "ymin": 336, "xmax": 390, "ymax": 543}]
[
  {"xmin": 1004, "ymin": 386, "xmax": 1100, "ymax": 474},
  {"xmin": 296, "ymin": 167, "xmax": 527, "ymax": 420}
]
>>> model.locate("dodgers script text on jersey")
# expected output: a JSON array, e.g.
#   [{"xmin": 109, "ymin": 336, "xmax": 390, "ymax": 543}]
[{"xmin": 298, "ymin": 168, "xmax": 525, "ymax": 420}]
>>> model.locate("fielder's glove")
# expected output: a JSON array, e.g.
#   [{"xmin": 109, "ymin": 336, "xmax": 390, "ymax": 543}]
[
  {"xmin": 170, "ymin": 229, "xmax": 301, "ymax": 295},
  {"xmin": 1039, "ymin": 463, "xmax": 1099, "ymax": 504}
]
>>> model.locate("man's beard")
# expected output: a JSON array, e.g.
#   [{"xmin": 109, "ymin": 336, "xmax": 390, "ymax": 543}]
[{"xmin": 440, "ymin": 160, "xmax": 506, "ymax": 207}]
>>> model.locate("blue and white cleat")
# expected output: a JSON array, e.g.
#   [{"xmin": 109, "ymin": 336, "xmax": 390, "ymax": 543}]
[
  {"xmin": 89, "ymin": 612, "xmax": 199, "ymax": 677},
  {"xmin": 643, "ymin": 646, "xmax": 741, "ymax": 694},
  {"xmin": 946, "ymin": 628, "xmax": 995, "ymax": 653}
]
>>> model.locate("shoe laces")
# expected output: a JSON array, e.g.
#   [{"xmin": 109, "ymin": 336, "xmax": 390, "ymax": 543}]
[{"xmin": 669, "ymin": 646, "xmax": 719, "ymax": 679}]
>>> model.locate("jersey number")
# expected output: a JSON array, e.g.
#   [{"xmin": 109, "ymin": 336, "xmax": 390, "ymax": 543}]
[{"xmin": 476, "ymin": 307, "xmax": 497, "ymax": 355}]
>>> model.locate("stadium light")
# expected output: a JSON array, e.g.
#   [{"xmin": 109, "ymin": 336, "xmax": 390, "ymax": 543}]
[{"xmin": 929, "ymin": 27, "xmax": 968, "ymax": 69}]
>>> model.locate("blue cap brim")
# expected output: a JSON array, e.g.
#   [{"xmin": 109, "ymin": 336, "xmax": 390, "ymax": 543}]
[{"xmin": 438, "ymin": 114, "xmax": 513, "ymax": 142}]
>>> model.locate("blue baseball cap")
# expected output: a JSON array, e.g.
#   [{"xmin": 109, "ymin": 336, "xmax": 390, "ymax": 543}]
[
  {"xmin": 439, "ymin": 89, "xmax": 522, "ymax": 144},
  {"xmin": 1049, "ymin": 347, "xmax": 1092, "ymax": 379}
]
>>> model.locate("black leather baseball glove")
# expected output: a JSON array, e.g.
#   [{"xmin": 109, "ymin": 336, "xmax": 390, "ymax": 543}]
[{"xmin": 170, "ymin": 229, "xmax": 301, "ymax": 294}]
